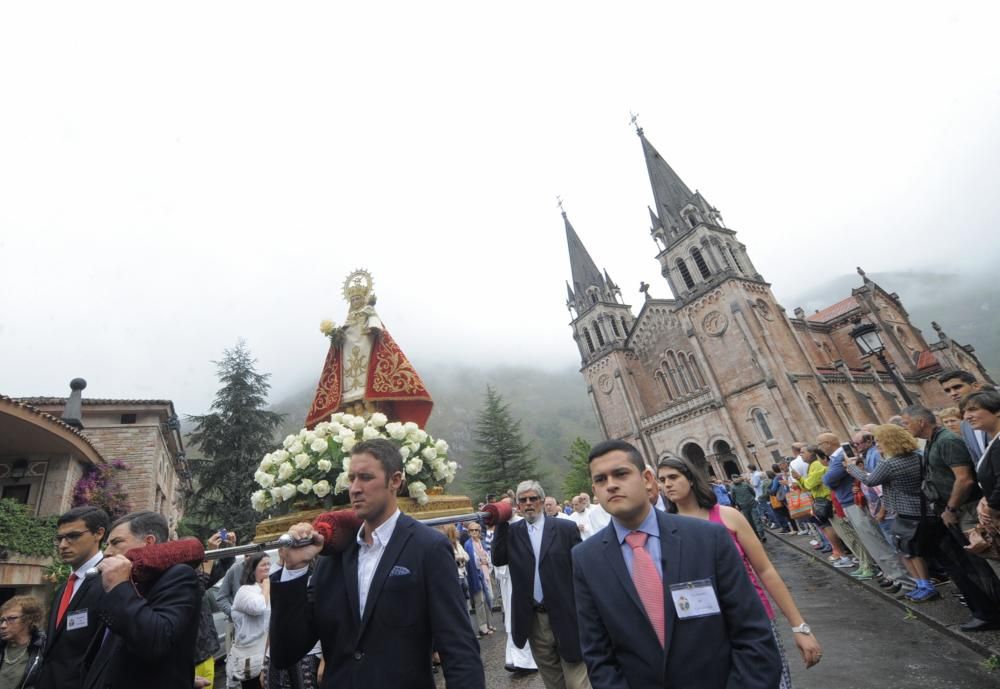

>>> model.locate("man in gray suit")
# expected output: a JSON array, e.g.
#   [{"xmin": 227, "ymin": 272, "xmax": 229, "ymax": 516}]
[{"xmin": 939, "ymin": 370, "xmax": 992, "ymax": 460}]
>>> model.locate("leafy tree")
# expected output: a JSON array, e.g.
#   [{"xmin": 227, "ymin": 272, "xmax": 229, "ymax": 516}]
[
  {"xmin": 185, "ymin": 340, "xmax": 284, "ymax": 543},
  {"xmin": 468, "ymin": 386, "xmax": 540, "ymax": 501},
  {"xmin": 562, "ymin": 437, "xmax": 595, "ymax": 499}
]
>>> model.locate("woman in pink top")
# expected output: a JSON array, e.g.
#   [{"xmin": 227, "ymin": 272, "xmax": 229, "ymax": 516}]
[{"xmin": 657, "ymin": 457, "xmax": 822, "ymax": 688}]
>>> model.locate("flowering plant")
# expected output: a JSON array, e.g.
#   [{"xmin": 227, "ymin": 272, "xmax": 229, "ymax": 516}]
[
  {"xmin": 72, "ymin": 459, "xmax": 131, "ymax": 520},
  {"xmin": 251, "ymin": 412, "xmax": 457, "ymax": 513}
]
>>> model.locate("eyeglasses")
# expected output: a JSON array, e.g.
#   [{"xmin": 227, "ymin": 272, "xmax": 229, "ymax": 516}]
[
  {"xmin": 0, "ymin": 615, "xmax": 22, "ymax": 625},
  {"xmin": 54, "ymin": 530, "xmax": 90, "ymax": 544},
  {"xmin": 517, "ymin": 495, "xmax": 540, "ymax": 504}
]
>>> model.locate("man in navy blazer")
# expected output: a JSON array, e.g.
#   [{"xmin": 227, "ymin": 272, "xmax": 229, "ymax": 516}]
[
  {"xmin": 270, "ymin": 438, "xmax": 484, "ymax": 689},
  {"xmin": 573, "ymin": 440, "xmax": 780, "ymax": 689},
  {"xmin": 492, "ymin": 480, "xmax": 591, "ymax": 689},
  {"xmin": 80, "ymin": 511, "xmax": 201, "ymax": 689},
  {"xmin": 37, "ymin": 506, "xmax": 109, "ymax": 689}
]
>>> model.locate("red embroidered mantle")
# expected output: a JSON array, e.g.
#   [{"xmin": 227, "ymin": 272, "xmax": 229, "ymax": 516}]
[{"xmin": 305, "ymin": 327, "xmax": 433, "ymax": 429}]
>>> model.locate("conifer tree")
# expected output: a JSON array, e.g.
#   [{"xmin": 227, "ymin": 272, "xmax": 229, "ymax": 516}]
[
  {"xmin": 468, "ymin": 386, "xmax": 539, "ymax": 500},
  {"xmin": 561, "ymin": 437, "xmax": 594, "ymax": 499},
  {"xmin": 185, "ymin": 340, "xmax": 284, "ymax": 543}
]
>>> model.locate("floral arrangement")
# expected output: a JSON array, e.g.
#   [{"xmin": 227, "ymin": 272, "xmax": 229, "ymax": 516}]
[
  {"xmin": 72, "ymin": 459, "xmax": 131, "ymax": 520},
  {"xmin": 251, "ymin": 412, "xmax": 457, "ymax": 514}
]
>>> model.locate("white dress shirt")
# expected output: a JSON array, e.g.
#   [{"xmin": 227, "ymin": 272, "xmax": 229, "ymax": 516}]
[
  {"xmin": 355, "ymin": 509, "xmax": 402, "ymax": 618},
  {"xmin": 526, "ymin": 514, "xmax": 545, "ymax": 603},
  {"xmin": 69, "ymin": 551, "xmax": 104, "ymax": 599}
]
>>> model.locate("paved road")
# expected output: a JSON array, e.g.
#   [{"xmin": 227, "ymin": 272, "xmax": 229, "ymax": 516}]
[{"xmin": 442, "ymin": 537, "xmax": 997, "ymax": 688}]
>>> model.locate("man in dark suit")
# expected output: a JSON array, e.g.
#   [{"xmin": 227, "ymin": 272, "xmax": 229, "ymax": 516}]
[
  {"xmin": 492, "ymin": 480, "xmax": 591, "ymax": 689},
  {"xmin": 270, "ymin": 438, "xmax": 484, "ymax": 689},
  {"xmin": 573, "ymin": 440, "xmax": 780, "ymax": 689},
  {"xmin": 81, "ymin": 511, "xmax": 201, "ymax": 689},
  {"xmin": 37, "ymin": 506, "xmax": 109, "ymax": 689}
]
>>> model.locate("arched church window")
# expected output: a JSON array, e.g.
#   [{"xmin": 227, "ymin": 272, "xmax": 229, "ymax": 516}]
[
  {"xmin": 687, "ymin": 354, "xmax": 706, "ymax": 388},
  {"xmin": 668, "ymin": 352, "xmax": 690, "ymax": 395},
  {"xmin": 691, "ymin": 248, "xmax": 711, "ymax": 279},
  {"xmin": 676, "ymin": 258, "xmax": 695, "ymax": 289},
  {"xmin": 657, "ymin": 370, "xmax": 674, "ymax": 402},
  {"xmin": 590, "ymin": 293, "xmax": 598, "ymax": 304},
  {"xmin": 717, "ymin": 244, "xmax": 733, "ymax": 270},
  {"xmin": 752, "ymin": 408, "xmax": 774, "ymax": 441},
  {"xmin": 594, "ymin": 321, "xmax": 606, "ymax": 347},
  {"xmin": 678, "ymin": 355, "xmax": 697, "ymax": 393},
  {"xmin": 583, "ymin": 328, "xmax": 595, "ymax": 354},
  {"xmin": 728, "ymin": 246, "xmax": 744, "ymax": 273},
  {"xmin": 610, "ymin": 317, "xmax": 621, "ymax": 337},
  {"xmin": 621, "ymin": 316, "xmax": 628, "ymax": 336},
  {"xmin": 837, "ymin": 395, "xmax": 857, "ymax": 429},
  {"xmin": 807, "ymin": 395, "xmax": 828, "ymax": 429}
]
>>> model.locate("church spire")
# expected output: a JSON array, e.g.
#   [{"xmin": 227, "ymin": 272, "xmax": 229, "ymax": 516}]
[
  {"xmin": 563, "ymin": 210, "xmax": 605, "ymax": 294},
  {"xmin": 637, "ymin": 128, "xmax": 700, "ymax": 238}
]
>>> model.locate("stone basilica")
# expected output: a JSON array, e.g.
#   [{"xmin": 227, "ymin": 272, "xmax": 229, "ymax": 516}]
[{"xmin": 564, "ymin": 127, "xmax": 993, "ymax": 478}]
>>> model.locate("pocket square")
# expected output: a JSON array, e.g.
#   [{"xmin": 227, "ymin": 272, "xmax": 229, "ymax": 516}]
[{"xmin": 389, "ymin": 565, "xmax": 411, "ymax": 577}]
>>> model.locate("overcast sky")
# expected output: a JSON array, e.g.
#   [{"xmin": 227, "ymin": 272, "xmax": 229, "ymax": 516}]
[{"xmin": 2, "ymin": 2, "xmax": 998, "ymax": 416}]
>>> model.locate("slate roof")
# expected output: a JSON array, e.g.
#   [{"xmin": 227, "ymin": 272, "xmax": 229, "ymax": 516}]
[
  {"xmin": 806, "ymin": 296, "xmax": 860, "ymax": 323},
  {"xmin": 15, "ymin": 397, "xmax": 173, "ymax": 407}
]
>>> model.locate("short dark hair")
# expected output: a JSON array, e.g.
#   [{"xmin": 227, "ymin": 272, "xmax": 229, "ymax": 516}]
[
  {"xmin": 939, "ymin": 369, "xmax": 978, "ymax": 386},
  {"xmin": 57, "ymin": 506, "xmax": 110, "ymax": 541},
  {"xmin": 240, "ymin": 552, "xmax": 269, "ymax": 586},
  {"xmin": 352, "ymin": 438, "xmax": 404, "ymax": 482},
  {"xmin": 655, "ymin": 457, "xmax": 717, "ymax": 512},
  {"xmin": 805, "ymin": 444, "xmax": 828, "ymax": 461},
  {"xmin": 109, "ymin": 511, "xmax": 169, "ymax": 544},
  {"xmin": 771, "ymin": 463, "xmax": 781, "ymax": 473},
  {"xmin": 960, "ymin": 390, "xmax": 1000, "ymax": 415},
  {"xmin": 588, "ymin": 439, "xmax": 645, "ymax": 472}
]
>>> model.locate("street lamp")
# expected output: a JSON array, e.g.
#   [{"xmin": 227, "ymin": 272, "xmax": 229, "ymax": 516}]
[
  {"xmin": 745, "ymin": 441, "xmax": 760, "ymax": 469},
  {"xmin": 848, "ymin": 322, "xmax": 914, "ymax": 406}
]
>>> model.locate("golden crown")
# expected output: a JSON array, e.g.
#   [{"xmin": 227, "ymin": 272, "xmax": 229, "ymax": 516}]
[{"xmin": 342, "ymin": 269, "xmax": 374, "ymax": 304}]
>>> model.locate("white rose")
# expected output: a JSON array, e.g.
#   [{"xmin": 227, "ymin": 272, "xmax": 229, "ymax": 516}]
[
  {"xmin": 350, "ymin": 416, "xmax": 367, "ymax": 431},
  {"xmin": 342, "ymin": 436, "xmax": 357, "ymax": 452},
  {"xmin": 334, "ymin": 472, "xmax": 351, "ymax": 494},
  {"xmin": 280, "ymin": 483, "xmax": 297, "ymax": 501},
  {"xmin": 272, "ymin": 449, "xmax": 289, "ymax": 463},
  {"xmin": 301, "ymin": 430, "xmax": 317, "ymax": 444},
  {"xmin": 421, "ymin": 446, "xmax": 438, "ymax": 461},
  {"xmin": 288, "ymin": 441, "xmax": 304, "ymax": 455},
  {"xmin": 405, "ymin": 458, "xmax": 423, "ymax": 475},
  {"xmin": 385, "ymin": 422, "xmax": 405, "ymax": 440},
  {"xmin": 282, "ymin": 434, "xmax": 297, "ymax": 449},
  {"xmin": 311, "ymin": 438, "xmax": 329, "ymax": 453},
  {"xmin": 369, "ymin": 412, "xmax": 388, "ymax": 427},
  {"xmin": 313, "ymin": 480, "xmax": 332, "ymax": 498},
  {"xmin": 362, "ymin": 426, "xmax": 381, "ymax": 440},
  {"xmin": 406, "ymin": 443, "xmax": 420, "ymax": 456},
  {"xmin": 255, "ymin": 471, "xmax": 274, "ymax": 488},
  {"xmin": 448, "ymin": 460, "xmax": 458, "ymax": 472},
  {"xmin": 317, "ymin": 459, "xmax": 332, "ymax": 473},
  {"xmin": 270, "ymin": 487, "xmax": 283, "ymax": 503},
  {"xmin": 409, "ymin": 481, "xmax": 427, "ymax": 497},
  {"xmin": 329, "ymin": 412, "xmax": 345, "ymax": 424},
  {"xmin": 435, "ymin": 439, "xmax": 449, "ymax": 454},
  {"xmin": 278, "ymin": 462, "xmax": 294, "ymax": 481},
  {"xmin": 399, "ymin": 446, "xmax": 411, "ymax": 460},
  {"xmin": 403, "ymin": 422, "xmax": 418, "ymax": 433},
  {"xmin": 341, "ymin": 414, "xmax": 357, "ymax": 427},
  {"xmin": 342, "ymin": 458, "xmax": 352, "ymax": 472},
  {"xmin": 414, "ymin": 429, "xmax": 428, "ymax": 444},
  {"xmin": 314, "ymin": 422, "xmax": 332, "ymax": 438},
  {"xmin": 259, "ymin": 453, "xmax": 274, "ymax": 470},
  {"xmin": 251, "ymin": 490, "xmax": 269, "ymax": 512},
  {"xmin": 297, "ymin": 478, "xmax": 314, "ymax": 494},
  {"xmin": 329, "ymin": 422, "xmax": 345, "ymax": 435},
  {"xmin": 294, "ymin": 453, "xmax": 311, "ymax": 470}
]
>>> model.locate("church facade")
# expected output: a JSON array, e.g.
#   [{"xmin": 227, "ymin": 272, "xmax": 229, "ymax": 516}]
[{"xmin": 564, "ymin": 128, "xmax": 993, "ymax": 477}]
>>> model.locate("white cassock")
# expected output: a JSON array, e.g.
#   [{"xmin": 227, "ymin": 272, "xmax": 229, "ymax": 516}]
[
  {"xmin": 495, "ymin": 515, "xmax": 537, "ymax": 669},
  {"xmin": 587, "ymin": 503, "xmax": 612, "ymax": 533},
  {"xmin": 567, "ymin": 511, "xmax": 593, "ymax": 540}
]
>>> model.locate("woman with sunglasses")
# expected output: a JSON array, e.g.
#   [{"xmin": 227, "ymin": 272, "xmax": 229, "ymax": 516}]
[
  {"xmin": 657, "ymin": 457, "xmax": 822, "ymax": 687},
  {"xmin": 0, "ymin": 596, "xmax": 45, "ymax": 689}
]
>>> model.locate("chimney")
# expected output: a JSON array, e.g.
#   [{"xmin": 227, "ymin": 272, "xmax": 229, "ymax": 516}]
[{"xmin": 62, "ymin": 378, "xmax": 87, "ymax": 429}]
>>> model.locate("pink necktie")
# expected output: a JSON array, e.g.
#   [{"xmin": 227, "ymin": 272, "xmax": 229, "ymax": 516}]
[{"xmin": 625, "ymin": 531, "xmax": 665, "ymax": 647}]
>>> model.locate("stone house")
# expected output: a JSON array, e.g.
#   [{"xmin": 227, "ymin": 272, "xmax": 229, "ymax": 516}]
[{"xmin": 0, "ymin": 380, "xmax": 189, "ymax": 602}]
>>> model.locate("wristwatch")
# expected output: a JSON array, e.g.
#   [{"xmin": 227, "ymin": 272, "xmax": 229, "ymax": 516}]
[{"xmin": 791, "ymin": 623, "xmax": 812, "ymax": 635}]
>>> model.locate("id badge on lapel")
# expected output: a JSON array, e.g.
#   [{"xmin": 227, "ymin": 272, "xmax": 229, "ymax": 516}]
[
  {"xmin": 669, "ymin": 579, "xmax": 721, "ymax": 619},
  {"xmin": 67, "ymin": 609, "xmax": 89, "ymax": 631}
]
